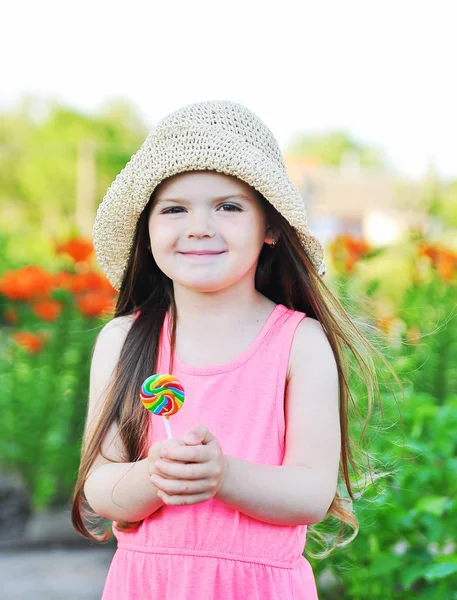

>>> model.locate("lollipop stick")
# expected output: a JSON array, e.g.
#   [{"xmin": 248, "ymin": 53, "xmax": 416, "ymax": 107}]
[{"xmin": 163, "ymin": 416, "xmax": 172, "ymax": 439}]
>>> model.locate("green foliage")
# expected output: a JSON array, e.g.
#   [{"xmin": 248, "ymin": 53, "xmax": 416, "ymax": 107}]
[
  {"xmin": 439, "ymin": 181, "xmax": 457, "ymax": 228},
  {"xmin": 394, "ymin": 279, "xmax": 457, "ymax": 402},
  {"xmin": 308, "ymin": 389, "xmax": 457, "ymax": 598},
  {"xmin": 285, "ymin": 129, "xmax": 388, "ymax": 168},
  {"xmin": 0, "ymin": 94, "xmax": 149, "ymax": 233},
  {"xmin": 0, "ymin": 292, "xmax": 103, "ymax": 507},
  {"xmin": 305, "ymin": 256, "xmax": 457, "ymax": 598}
]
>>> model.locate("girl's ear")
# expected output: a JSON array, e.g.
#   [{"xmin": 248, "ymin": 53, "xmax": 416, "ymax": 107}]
[{"xmin": 264, "ymin": 225, "xmax": 279, "ymax": 247}]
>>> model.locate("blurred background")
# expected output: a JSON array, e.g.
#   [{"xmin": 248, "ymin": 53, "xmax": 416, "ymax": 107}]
[{"xmin": 0, "ymin": 1, "xmax": 456, "ymax": 598}]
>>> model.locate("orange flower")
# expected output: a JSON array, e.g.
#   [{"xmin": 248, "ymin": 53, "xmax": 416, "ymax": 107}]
[
  {"xmin": 0, "ymin": 266, "xmax": 55, "ymax": 301},
  {"xmin": 13, "ymin": 331, "xmax": 46, "ymax": 353},
  {"xmin": 53, "ymin": 270, "xmax": 74, "ymax": 290},
  {"xmin": 417, "ymin": 243, "xmax": 457, "ymax": 281},
  {"xmin": 417, "ymin": 243, "xmax": 440, "ymax": 262},
  {"xmin": 70, "ymin": 271, "xmax": 117, "ymax": 294},
  {"xmin": 4, "ymin": 307, "xmax": 18, "ymax": 324},
  {"xmin": 436, "ymin": 249, "xmax": 457, "ymax": 281},
  {"xmin": 76, "ymin": 290, "xmax": 116, "ymax": 318},
  {"xmin": 345, "ymin": 237, "xmax": 370, "ymax": 255},
  {"xmin": 375, "ymin": 315, "xmax": 396, "ymax": 334},
  {"xmin": 344, "ymin": 254, "xmax": 358, "ymax": 272},
  {"xmin": 329, "ymin": 234, "xmax": 371, "ymax": 273},
  {"xmin": 55, "ymin": 238, "xmax": 94, "ymax": 263},
  {"xmin": 31, "ymin": 299, "xmax": 63, "ymax": 321},
  {"xmin": 406, "ymin": 326, "xmax": 421, "ymax": 345}
]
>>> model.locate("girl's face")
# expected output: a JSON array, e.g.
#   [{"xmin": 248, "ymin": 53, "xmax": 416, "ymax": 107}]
[{"xmin": 148, "ymin": 170, "xmax": 274, "ymax": 293}]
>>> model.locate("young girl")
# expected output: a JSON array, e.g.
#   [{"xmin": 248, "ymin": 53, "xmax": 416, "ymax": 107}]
[{"xmin": 71, "ymin": 100, "xmax": 399, "ymax": 599}]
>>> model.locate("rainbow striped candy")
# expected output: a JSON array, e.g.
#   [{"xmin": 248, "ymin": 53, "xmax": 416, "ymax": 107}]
[{"xmin": 140, "ymin": 374, "xmax": 185, "ymax": 418}]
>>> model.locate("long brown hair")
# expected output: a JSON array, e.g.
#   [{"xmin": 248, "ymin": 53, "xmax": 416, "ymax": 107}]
[{"xmin": 71, "ymin": 174, "xmax": 402, "ymax": 557}]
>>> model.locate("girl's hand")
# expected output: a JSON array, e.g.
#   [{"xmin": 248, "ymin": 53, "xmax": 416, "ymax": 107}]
[
  {"xmin": 148, "ymin": 438, "xmax": 187, "ymax": 479},
  {"xmin": 150, "ymin": 424, "xmax": 229, "ymax": 506}
]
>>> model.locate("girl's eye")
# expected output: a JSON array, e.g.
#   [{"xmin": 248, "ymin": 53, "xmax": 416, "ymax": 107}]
[
  {"xmin": 161, "ymin": 204, "xmax": 242, "ymax": 214},
  {"xmin": 219, "ymin": 203, "xmax": 242, "ymax": 212},
  {"xmin": 162, "ymin": 207, "xmax": 184, "ymax": 214}
]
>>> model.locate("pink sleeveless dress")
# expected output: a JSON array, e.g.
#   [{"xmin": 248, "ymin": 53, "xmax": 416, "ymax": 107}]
[{"xmin": 101, "ymin": 303, "xmax": 319, "ymax": 599}]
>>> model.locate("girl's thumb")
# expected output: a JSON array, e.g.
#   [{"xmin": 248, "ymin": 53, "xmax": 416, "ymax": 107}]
[{"xmin": 184, "ymin": 433, "xmax": 199, "ymax": 444}]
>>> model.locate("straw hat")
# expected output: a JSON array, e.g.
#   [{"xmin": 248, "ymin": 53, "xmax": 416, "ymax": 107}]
[{"xmin": 93, "ymin": 100, "xmax": 326, "ymax": 291}]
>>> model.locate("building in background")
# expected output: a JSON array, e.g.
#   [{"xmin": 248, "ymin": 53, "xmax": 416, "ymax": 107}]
[{"xmin": 284, "ymin": 152, "xmax": 432, "ymax": 248}]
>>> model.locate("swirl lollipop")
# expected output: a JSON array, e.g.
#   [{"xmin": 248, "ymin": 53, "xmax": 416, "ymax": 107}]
[{"xmin": 140, "ymin": 374, "xmax": 185, "ymax": 439}]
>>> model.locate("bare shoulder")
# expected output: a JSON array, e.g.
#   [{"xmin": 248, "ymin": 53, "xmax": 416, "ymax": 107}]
[
  {"xmin": 90, "ymin": 314, "xmax": 136, "ymax": 401},
  {"xmin": 287, "ymin": 316, "xmax": 337, "ymax": 381},
  {"xmin": 84, "ymin": 313, "xmax": 136, "ymax": 475},
  {"xmin": 100, "ymin": 313, "xmax": 136, "ymax": 338}
]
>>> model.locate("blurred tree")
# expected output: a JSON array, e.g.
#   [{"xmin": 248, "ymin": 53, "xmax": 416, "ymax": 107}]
[
  {"xmin": 0, "ymin": 94, "xmax": 150, "ymax": 237},
  {"xmin": 285, "ymin": 129, "xmax": 389, "ymax": 169},
  {"xmin": 437, "ymin": 179, "xmax": 457, "ymax": 230}
]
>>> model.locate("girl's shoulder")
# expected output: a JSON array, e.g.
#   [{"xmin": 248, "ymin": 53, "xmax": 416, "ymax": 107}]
[
  {"xmin": 97, "ymin": 313, "xmax": 136, "ymax": 346},
  {"xmin": 290, "ymin": 314, "xmax": 329, "ymax": 354},
  {"xmin": 288, "ymin": 315, "xmax": 335, "ymax": 380}
]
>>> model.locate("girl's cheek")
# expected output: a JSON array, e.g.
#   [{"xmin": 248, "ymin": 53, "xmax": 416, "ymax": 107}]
[
  {"xmin": 151, "ymin": 222, "xmax": 182, "ymax": 243},
  {"xmin": 149, "ymin": 234, "xmax": 176, "ymax": 253}
]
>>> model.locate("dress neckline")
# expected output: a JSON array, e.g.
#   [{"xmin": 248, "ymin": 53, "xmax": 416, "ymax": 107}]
[{"xmin": 161, "ymin": 304, "xmax": 288, "ymax": 375}]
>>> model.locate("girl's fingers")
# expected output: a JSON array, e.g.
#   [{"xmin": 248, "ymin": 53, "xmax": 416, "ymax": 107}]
[
  {"xmin": 151, "ymin": 474, "xmax": 215, "ymax": 496},
  {"xmin": 157, "ymin": 490, "xmax": 211, "ymax": 506},
  {"xmin": 160, "ymin": 445, "xmax": 209, "ymax": 463},
  {"xmin": 154, "ymin": 459, "xmax": 212, "ymax": 480}
]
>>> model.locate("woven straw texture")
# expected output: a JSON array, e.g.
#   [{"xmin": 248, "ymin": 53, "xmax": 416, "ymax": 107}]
[{"xmin": 93, "ymin": 100, "xmax": 326, "ymax": 290}]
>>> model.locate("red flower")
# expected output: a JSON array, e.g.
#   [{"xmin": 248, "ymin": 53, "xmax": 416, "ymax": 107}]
[
  {"xmin": 328, "ymin": 234, "xmax": 371, "ymax": 273},
  {"xmin": 76, "ymin": 291, "xmax": 116, "ymax": 318},
  {"xmin": 31, "ymin": 299, "xmax": 63, "ymax": 321},
  {"xmin": 417, "ymin": 243, "xmax": 457, "ymax": 281},
  {"xmin": 436, "ymin": 249, "xmax": 457, "ymax": 281},
  {"xmin": 70, "ymin": 271, "xmax": 117, "ymax": 294},
  {"xmin": 53, "ymin": 270, "xmax": 74, "ymax": 290},
  {"xmin": 55, "ymin": 238, "xmax": 94, "ymax": 263},
  {"xmin": 13, "ymin": 331, "xmax": 46, "ymax": 353},
  {"xmin": 0, "ymin": 266, "xmax": 55, "ymax": 301}
]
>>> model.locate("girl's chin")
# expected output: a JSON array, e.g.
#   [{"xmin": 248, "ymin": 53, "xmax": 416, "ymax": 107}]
[
  {"xmin": 182, "ymin": 281, "xmax": 225, "ymax": 291},
  {"xmin": 176, "ymin": 277, "xmax": 230, "ymax": 292}
]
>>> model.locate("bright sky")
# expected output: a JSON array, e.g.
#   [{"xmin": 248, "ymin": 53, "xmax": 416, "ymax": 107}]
[{"xmin": 2, "ymin": 0, "xmax": 455, "ymax": 180}]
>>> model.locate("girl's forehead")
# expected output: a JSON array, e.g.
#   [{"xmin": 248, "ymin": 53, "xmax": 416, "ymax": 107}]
[{"xmin": 154, "ymin": 170, "xmax": 258, "ymax": 203}]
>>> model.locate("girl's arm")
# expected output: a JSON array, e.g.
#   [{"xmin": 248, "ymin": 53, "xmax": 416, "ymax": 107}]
[
  {"xmin": 215, "ymin": 317, "xmax": 341, "ymax": 526},
  {"xmin": 215, "ymin": 457, "xmax": 334, "ymax": 526},
  {"xmin": 82, "ymin": 316, "xmax": 165, "ymax": 523},
  {"xmin": 84, "ymin": 459, "xmax": 164, "ymax": 523},
  {"xmin": 83, "ymin": 425, "xmax": 165, "ymax": 523}
]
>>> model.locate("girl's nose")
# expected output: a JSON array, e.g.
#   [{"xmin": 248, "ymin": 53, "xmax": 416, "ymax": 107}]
[{"xmin": 186, "ymin": 210, "xmax": 215, "ymax": 238}]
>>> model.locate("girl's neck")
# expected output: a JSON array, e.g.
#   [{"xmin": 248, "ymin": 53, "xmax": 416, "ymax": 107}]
[
  {"xmin": 168, "ymin": 294, "xmax": 278, "ymax": 368},
  {"xmin": 171, "ymin": 290, "xmax": 275, "ymax": 334}
]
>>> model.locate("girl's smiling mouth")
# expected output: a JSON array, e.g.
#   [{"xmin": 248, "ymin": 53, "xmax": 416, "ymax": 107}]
[{"xmin": 179, "ymin": 250, "xmax": 227, "ymax": 257}]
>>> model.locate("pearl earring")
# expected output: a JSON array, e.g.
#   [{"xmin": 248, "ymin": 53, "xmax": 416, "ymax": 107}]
[{"xmin": 270, "ymin": 239, "xmax": 276, "ymax": 248}]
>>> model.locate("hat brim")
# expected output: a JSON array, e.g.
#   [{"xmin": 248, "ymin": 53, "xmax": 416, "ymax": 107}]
[{"xmin": 93, "ymin": 124, "xmax": 326, "ymax": 291}]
